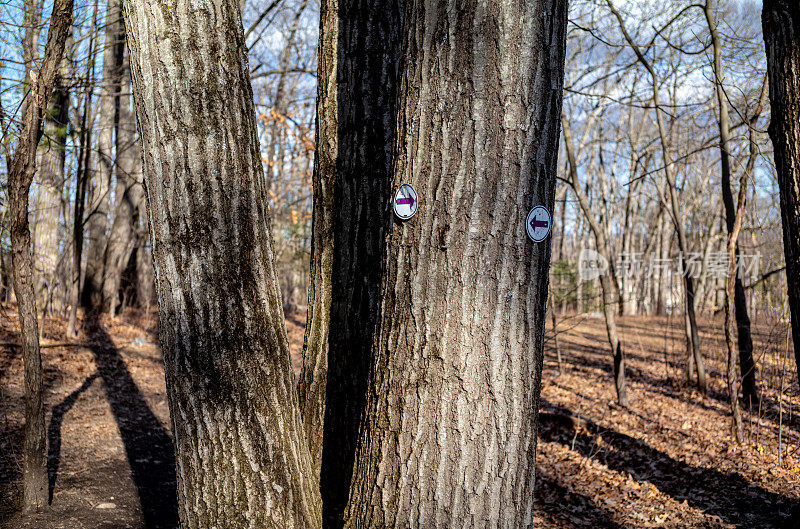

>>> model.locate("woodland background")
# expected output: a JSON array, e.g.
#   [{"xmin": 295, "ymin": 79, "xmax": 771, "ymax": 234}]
[{"xmin": 1, "ymin": 0, "xmax": 799, "ymax": 527}]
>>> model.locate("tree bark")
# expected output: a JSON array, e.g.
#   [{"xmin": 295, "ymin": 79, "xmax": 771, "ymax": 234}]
[
  {"xmin": 298, "ymin": 0, "xmax": 337, "ymax": 483},
  {"xmin": 303, "ymin": 0, "xmax": 404, "ymax": 523},
  {"xmin": 342, "ymin": 0, "xmax": 568, "ymax": 526},
  {"xmin": 33, "ymin": 44, "xmax": 70, "ymax": 311},
  {"xmin": 8, "ymin": 0, "xmax": 74, "ymax": 509},
  {"xmin": 121, "ymin": 0, "xmax": 322, "ymax": 526},
  {"xmin": 763, "ymin": 0, "xmax": 800, "ymax": 390}
]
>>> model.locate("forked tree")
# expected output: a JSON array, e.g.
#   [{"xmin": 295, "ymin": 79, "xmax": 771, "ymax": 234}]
[{"xmin": 122, "ymin": 0, "xmax": 567, "ymax": 526}]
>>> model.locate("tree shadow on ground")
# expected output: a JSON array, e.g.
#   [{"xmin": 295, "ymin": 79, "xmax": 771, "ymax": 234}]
[
  {"xmin": 539, "ymin": 399, "xmax": 800, "ymax": 528},
  {"xmin": 535, "ymin": 469, "xmax": 626, "ymax": 528},
  {"xmin": 47, "ymin": 372, "xmax": 99, "ymax": 503},
  {"xmin": 83, "ymin": 312, "xmax": 178, "ymax": 529}
]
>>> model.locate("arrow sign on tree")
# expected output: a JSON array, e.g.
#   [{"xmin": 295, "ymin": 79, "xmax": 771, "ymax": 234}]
[
  {"xmin": 530, "ymin": 216, "xmax": 548, "ymax": 230},
  {"xmin": 526, "ymin": 206, "xmax": 552, "ymax": 242}
]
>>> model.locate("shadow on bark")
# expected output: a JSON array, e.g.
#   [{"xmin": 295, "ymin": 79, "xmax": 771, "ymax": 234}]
[
  {"xmin": 317, "ymin": 4, "xmax": 400, "ymax": 527},
  {"xmin": 539, "ymin": 399, "xmax": 800, "ymax": 527},
  {"xmin": 83, "ymin": 312, "xmax": 178, "ymax": 528},
  {"xmin": 47, "ymin": 372, "xmax": 99, "ymax": 503}
]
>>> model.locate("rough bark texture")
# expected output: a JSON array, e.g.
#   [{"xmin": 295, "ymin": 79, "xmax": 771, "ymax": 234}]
[
  {"xmin": 763, "ymin": 0, "xmax": 800, "ymax": 390},
  {"xmin": 8, "ymin": 0, "xmax": 74, "ymax": 509},
  {"xmin": 83, "ymin": 0, "xmax": 123, "ymax": 306},
  {"xmin": 312, "ymin": 0, "xmax": 402, "ymax": 523},
  {"xmin": 298, "ymin": 0, "xmax": 337, "ymax": 482},
  {"xmin": 33, "ymin": 49, "xmax": 70, "ymax": 310},
  {"xmin": 342, "ymin": 0, "xmax": 568, "ymax": 526},
  {"xmin": 101, "ymin": 40, "xmax": 143, "ymax": 316},
  {"xmin": 121, "ymin": 0, "xmax": 322, "ymax": 526}
]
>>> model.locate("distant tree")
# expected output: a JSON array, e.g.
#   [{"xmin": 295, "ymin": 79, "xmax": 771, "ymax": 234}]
[{"xmin": 763, "ymin": 0, "xmax": 800, "ymax": 389}]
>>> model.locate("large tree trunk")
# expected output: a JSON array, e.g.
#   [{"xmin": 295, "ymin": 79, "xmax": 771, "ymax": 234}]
[
  {"xmin": 83, "ymin": 0, "xmax": 122, "ymax": 306},
  {"xmin": 705, "ymin": 0, "xmax": 760, "ymax": 409},
  {"xmin": 763, "ymin": 0, "xmax": 800, "ymax": 390},
  {"xmin": 301, "ymin": 0, "xmax": 402, "ymax": 522},
  {"xmin": 100, "ymin": 39, "xmax": 142, "ymax": 317},
  {"xmin": 8, "ymin": 0, "xmax": 73, "ymax": 509},
  {"xmin": 342, "ymin": 0, "xmax": 568, "ymax": 526},
  {"xmin": 33, "ymin": 46, "xmax": 70, "ymax": 312},
  {"xmin": 121, "ymin": 0, "xmax": 322, "ymax": 526}
]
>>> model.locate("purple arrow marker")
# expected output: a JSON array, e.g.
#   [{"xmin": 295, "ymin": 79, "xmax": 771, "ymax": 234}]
[
  {"xmin": 530, "ymin": 216, "xmax": 548, "ymax": 230},
  {"xmin": 397, "ymin": 197, "xmax": 415, "ymax": 206}
]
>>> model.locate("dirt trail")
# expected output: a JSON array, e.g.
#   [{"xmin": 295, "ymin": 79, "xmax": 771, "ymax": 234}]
[{"xmin": 0, "ymin": 307, "xmax": 797, "ymax": 528}]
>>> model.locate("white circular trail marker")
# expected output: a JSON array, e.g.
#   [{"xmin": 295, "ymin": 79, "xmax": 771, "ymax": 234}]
[
  {"xmin": 526, "ymin": 206, "xmax": 551, "ymax": 242},
  {"xmin": 393, "ymin": 183, "xmax": 419, "ymax": 220}
]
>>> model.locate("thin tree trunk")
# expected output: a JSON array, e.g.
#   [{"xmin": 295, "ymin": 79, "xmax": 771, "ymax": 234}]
[
  {"xmin": 763, "ymin": 0, "xmax": 800, "ymax": 390},
  {"xmin": 8, "ymin": 0, "xmax": 73, "ymax": 509},
  {"xmin": 101, "ymin": 39, "xmax": 142, "ymax": 317},
  {"xmin": 705, "ymin": 0, "xmax": 761, "ymax": 408},
  {"xmin": 67, "ymin": 0, "xmax": 99, "ymax": 337},
  {"xmin": 121, "ymin": 0, "xmax": 322, "ymax": 525},
  {"xmin": 83, "ymin": 0, "xmax": 122, "ymax": 306},
  {"xmin": 298, "ymin": 0, "xmax": 337, "ymax": 483},
  {"xmin": 562, "ymin": 112, "xmax": 629, "ymax": 407},
  {"xmin": 343, "ymin": 1, "xmax": 568, "ymax": 526}
]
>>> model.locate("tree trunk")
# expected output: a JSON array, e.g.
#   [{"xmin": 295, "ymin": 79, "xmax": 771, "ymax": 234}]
[
  {"xmin": 100, "ymin": 38, "xmax": 142, "ymax": 317},
  {"xmin": 298, "ymin": 0, "xmax": 337, "ymax": 483},
  {"xmin": 67, "ymin": 0, "xmax": 99, "ymax": 338},
  {"xmin": 302, "ymin": 0, "xmax": 404, "ymax": 523},
  {"xmin": 33, "ymin": 45, "xmax": 70, "ymax": 311},
  {"xmin": 763, "ymin": 0, "xmax": 800, "ymax": 390},
  {"xmin": 705, "ymin": 0, "xmax": 760, "ymax": 408},
  {"xmin": 562, "ymin": 112, "xmax": 629, "ymax": 407},
  {"xmin": 83, "ymin": 0, "xmax": 122, "ymax": 306},
  {"xmin": 8, "ymin": 0, "xmax": 74, "ymax": 509},
  {"xmin": 343, "ymin": 0, "xmax": 568, "ymax": 526},
  {"xmin": 121, "ymin": 0, "xmax": 322, "ymax": 526}
]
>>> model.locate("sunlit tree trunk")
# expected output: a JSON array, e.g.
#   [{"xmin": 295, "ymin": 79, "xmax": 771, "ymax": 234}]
[
  {"xmin": 100, "ymin": 40, "xmax": 142, "ymax": 316},
  {"xmin": 83, "ymin": 0, "xmax": 122, "ymax": 306},
  {"xmin": 342, "ymin": 0, "xmax": 568, "ymax": 526},
  {"xmin": 121, "ymin": 0, "xmax": 322, "ymax": 525},
  {"xmin": 33, "ymin": 44, "xmax": 70, "ymax": 312}
]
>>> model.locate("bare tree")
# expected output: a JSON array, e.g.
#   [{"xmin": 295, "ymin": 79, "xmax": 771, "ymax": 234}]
[{"xmin": 6, "ymin": 0, "xmax": 74, "ymax": 509}]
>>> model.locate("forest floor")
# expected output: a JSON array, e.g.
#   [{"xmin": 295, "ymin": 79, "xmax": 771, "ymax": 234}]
[{"xmin": 0, "ymin": 305, "xmax": 798, "ymax": 528}]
